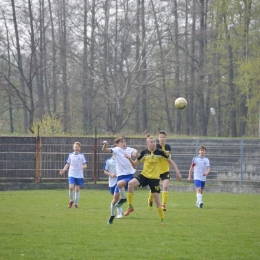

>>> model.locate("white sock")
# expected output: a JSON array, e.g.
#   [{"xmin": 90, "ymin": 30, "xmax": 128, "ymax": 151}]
[
  {"xmin": 119, "ymin": 188, "xmax": 126, "ymax": 199},
  {"xmin": 197, "ymin": 193, "xmax": 202, "ymax": 203},
  {"xmin": 69, "ymin": 190, "xmax": 74, "ymax": 201},
  {"xmin": 111, "ymin": 203, "xmax": 116, "ymax": 216},
  {"xmin": 117, "ymin": 207, "xmax": 123, "ymax": 214},
  {"xmin": 75, "ymin": 192, "xmax": 80, "ymax": 205}
]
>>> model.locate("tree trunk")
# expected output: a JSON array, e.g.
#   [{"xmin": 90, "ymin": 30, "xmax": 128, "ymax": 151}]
[
  {"xmin": 11, "ymin": 0, "xmax": 28, "ymax": 133},
  {"xmin": 60, "ymin": 0, "xmax": 70, "ymax": 132},
  {"xmin": 141, "ymin": 0, "xmax": 147, "ymax": 131}
]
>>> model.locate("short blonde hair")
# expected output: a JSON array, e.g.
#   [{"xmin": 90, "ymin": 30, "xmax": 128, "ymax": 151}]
[
  {"xmin": 74, "ymin": 142, "xmax": 81, "ymax": 147},
  {"xmin": 146, "ymin": 134, "xmax": 155, "ymax": 141}
]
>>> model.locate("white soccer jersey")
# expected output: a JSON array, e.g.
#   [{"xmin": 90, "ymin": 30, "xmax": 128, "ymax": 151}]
[
  {"xmin": 66, "ymin": 152, "xmax": 87, "ymax": 178},
  {"xmin": 110, "ymin": 146, "xmax": 136, "ymax": 176},
  {"xmin": 103, "ymin": 157, "xmax": 117, "ymax": 187},
  {"xmin": 191, "ymin": 156, "xmax": 210, "ymax": 181}
]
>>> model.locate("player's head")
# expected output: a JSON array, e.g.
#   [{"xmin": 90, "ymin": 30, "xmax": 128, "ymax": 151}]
[
  {"xmin": 114, "ymin": 136, "xmax": 126, "ymax": 149},
  {"xmin": 146, "ymin": 134, "xmax": 156, "ymax": 151},
  {"xmin": 73, "ymin": 142, "xmax": 81, "ymax": 153},
  {"xmin": 158, "ymin": 130, "xmax": 167, "ymax": 144},
  {"xmin": 199, "ymin": 145, "xmax": 207, "ymax": 151},
  {"xmin": 198, "ymin": 145, "xmax": 207, "ymax": 156}
]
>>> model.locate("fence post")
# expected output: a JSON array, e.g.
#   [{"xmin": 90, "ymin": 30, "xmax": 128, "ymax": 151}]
[
  {"xmin": 240, "ymin": 140, "xmax": 244, "ymax": 188},
  {"xmin": 35, "ymin": 125, "xmax": 42, "ymax": 183},
  {"xmin": 92, "ymin": 127, "xmax": 97, "ymax": 184}
]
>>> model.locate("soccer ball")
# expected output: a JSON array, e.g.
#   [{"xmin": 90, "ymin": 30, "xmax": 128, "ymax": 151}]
[{"xmin": 175, "ymin": 97, "xmax": 187, "ymax": 110}]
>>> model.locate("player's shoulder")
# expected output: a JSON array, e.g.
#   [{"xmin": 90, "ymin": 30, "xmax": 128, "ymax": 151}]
[
  {"xmin": 192, "ymin": 155, "xmax": 200, "ymax": 161},
  {"xmin": 156, "ymin": 143, "xmax": 162, "ymax": 149},
  {"xmin": 155, "ymin": 148, "xmax": 168, "ymax": 156},
  {"xmin": 125, "ymin": 146, "xmax": 134, "ymax": 151},
  {"xmin": 165, "ymin": 144, "xmax": 171, "ymax": 151}
]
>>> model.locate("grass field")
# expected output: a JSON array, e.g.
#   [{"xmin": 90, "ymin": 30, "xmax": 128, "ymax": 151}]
[{"xmin": 0, "ymin": 189, "xmax": 259, "ymax": 260}]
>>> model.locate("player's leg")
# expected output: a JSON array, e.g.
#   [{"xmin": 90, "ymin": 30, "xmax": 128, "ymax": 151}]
[
  {"xmin": 124, "ymin": 177, "xmax": 141, "ymax": 216},
  {"xmin": 115, "ymin": 178, "xmax": 127, "ymax": 207},
  {"xmin": 68, "ymin": 177, "xmax": 75, "ymax": 208},
  {"xmin": 150, "ymin": 178, "xmax": 165, "ymax": 225},
  {"xmin": 108, "ymin": 191, "xmax": 120, "ymax": 224},
  {"xmin": 194, "ymin": 180, "xmax": 203, "ymax": 208},
  {"xmin": 74, "ymin": 185, "xmax": 80, "ymax": 208},
  {"xmin": 148, "ymin": 190, "xmax": 153, "ymax": 210},
  {"xmin": 115, "ymin": 174, "xmax": 134, "ymax": 207},
  {"xmin": 161, "ymin": 176, "xmax": 170, "ymax": 211},
  {"xmin": 199, "ymin": 181, "xmax": 206, "ymax": 208},
  {"xmin": 74, "ymin": 178, "xmax": 84, "ymax": 208}
]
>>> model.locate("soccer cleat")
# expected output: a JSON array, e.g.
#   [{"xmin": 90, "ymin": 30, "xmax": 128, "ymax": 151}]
[
  {"xmin": 162, "ymin": 204, "xmax": 166, "ymax": 211},
  {"xmin": 199, "ymin": 202, "xmax": 203, "ymax": 208},
  {"xmin": 123, "ymin": 206, "xmax": 134, "ymax": 216},
  {"xmin": 116, "ymin": 208, "xmax": 123, "ymax": 219},
  {"xmin": 107, "ymin": 215, "xmax": 115, "ymax": 224},
  {"xmin": 196, "ymin": 201, "xmax": 199, "ymax": 207},
  {"xmin": 160, "ymin": 220, "xmax": 165, "ymax": 226},
  {"xmin": 74, "ymin": 205, "xmax": 78, "ymax": 208},
  {"xmin": 116, "ymin": 212, "xmax": 123, "ymax": 219},
  {"xmin": 115, "ymin": 198, "xmax": 127, "ymax": 207},
  {"xmin": 68, "ymin": 201, "xmax": 74, "ymax": 208},
  {"xmin": 148, "ymin": 198, "xmax": 153, "ymax": 210}
]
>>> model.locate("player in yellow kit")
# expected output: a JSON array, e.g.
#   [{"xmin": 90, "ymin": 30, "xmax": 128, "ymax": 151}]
[
  {"xmin": 148, "ymin": 130, "xmax": 181, "ymax": 211},
  {"xmin": 124, "ymin": 135, "xmax": 179, "ymax": 225}
]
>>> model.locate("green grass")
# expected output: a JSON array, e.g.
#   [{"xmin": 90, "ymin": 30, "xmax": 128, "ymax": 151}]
[{"xmin": 0, "ymin": 189, "xmax": 259, "ymax": 260}]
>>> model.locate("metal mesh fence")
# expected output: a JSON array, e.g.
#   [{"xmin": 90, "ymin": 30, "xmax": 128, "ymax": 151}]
[{"xmin": 0, "ymin": 137, "xmax": 260, "ymax": 192}]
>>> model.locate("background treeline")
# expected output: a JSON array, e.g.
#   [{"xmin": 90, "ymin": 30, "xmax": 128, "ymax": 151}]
[{"xmin": 0, "ymin": 0, "xmax": 260, "ymax": 137}]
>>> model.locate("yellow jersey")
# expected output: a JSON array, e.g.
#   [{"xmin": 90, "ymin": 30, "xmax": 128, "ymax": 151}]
[
  {"xmin": 156, "ymin": 143, "xmax": 171, "ymax": 174},
  {"xmin": 137, "ymin": 148, "xmax": 169, "ymax": 179}
]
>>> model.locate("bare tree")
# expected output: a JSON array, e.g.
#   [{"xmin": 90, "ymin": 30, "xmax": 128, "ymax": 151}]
[{"xmin": 10, "ymin": 0, "xmax": 28, "ymax": 133}]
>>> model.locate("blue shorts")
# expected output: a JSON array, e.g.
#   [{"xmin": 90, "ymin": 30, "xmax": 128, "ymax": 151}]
[
  {"xmin": 109, "ymin": 185, "xmax": 116, "ymax": 195},
  {"xmin": 194, "ymin": 180, "xmax": 206, "ymax": 189},
  {"xmin": 68, "ymin": 177, "xmax": 84, "ymax": 186},
  {"xmin": 114, "ymin": 174, "xmax": 134, "ymax": 193}
]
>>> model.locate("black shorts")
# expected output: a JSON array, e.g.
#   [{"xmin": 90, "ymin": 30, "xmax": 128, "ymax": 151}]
[
  {"xmin": 160, "ymin": 172, "xmax": 170, "ymax": 181},
  {"xmin": 135, "ymin": 174, "xmax": 160, "ymax": 193}
]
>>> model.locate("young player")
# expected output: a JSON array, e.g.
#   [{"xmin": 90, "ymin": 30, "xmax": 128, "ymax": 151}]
[
  {"xmin": 103, "ymin": 154, "xmax": 123, "ymax": 219},
  {"xmin": 188, "ymin": 145, "xmax": 210, "ymax": 208},
  {"xmin": 59, "ymin": 142, "xmax": 87, "ymax": 208},
  {"xmin": 148, "ymin": 130, "xmax": 182, "ymax": 211},
  {"xmin": 124, "ymin": 135, "xmax": 178, "ymax": 226},
  {"xmin": 102, "ymin": 136, "xmax": 138, "ymax": 224}
]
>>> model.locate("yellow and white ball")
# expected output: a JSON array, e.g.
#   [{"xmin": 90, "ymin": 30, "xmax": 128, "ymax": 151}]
[{"xmin": 175, "ymin": 97, "xmax": 187, "ymax": 110}]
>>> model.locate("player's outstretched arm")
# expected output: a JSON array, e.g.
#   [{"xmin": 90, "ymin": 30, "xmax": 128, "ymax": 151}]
[
  {"xmin": 102, "ymin": 141, "xmax": 111, "ymax": 153},
  {"xmin": 124, "ymin": 154, "xmax": 139, "ymax": 167}
]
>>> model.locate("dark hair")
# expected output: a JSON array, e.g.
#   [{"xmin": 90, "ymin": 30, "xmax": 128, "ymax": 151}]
[
  {"xmin": 114, "ymin": 136, "xmax": 125, "ymax": 144},
  {"xmin": 158, "ymin": 130, "xmax": 167, "ymax": 136},
  {"xmin": 199, "ymin": 145, "xmax": 207, "ymax": 151}
]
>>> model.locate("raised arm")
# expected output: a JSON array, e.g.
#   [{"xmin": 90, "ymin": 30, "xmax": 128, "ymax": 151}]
[{"xmin": 102, "ymin": 140, "xmax": 111, "ymax": 153}]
